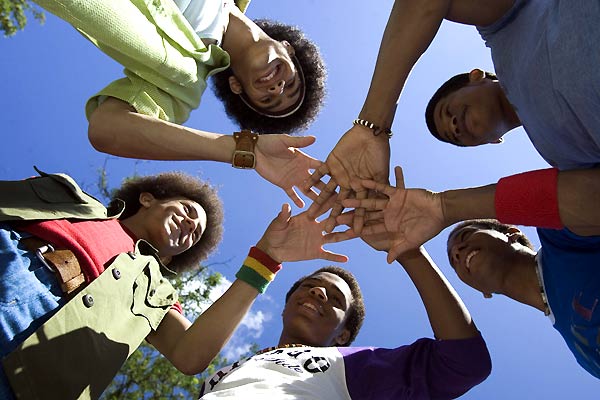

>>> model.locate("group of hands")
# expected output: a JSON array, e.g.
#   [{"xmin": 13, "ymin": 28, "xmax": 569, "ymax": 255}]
[{"xmin": 255, "ymin": 124, "xmax": 453, "ymax": 265}]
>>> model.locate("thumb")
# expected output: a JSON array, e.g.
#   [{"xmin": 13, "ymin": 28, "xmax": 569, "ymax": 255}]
[
  {"xmin": 286, "ymin": 135, "xmax": 316, "ymax": 149},
  {"xmin": 277, "ymin": 203, "xmax": 292, "ymax": 222}
]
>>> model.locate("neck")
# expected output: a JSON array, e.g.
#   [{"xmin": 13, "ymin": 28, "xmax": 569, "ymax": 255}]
[
  {"xmin": 277, "ymin": 331, "xmax": 305, "ymax": 347},
  {"xmin": 120, "ymin": 212, "xmax": 149, "ymax": 244},
  {"xmin": 499, "ymin": 88, "xmax": 522, "ymax": 131},
  {"xmin": 499, "ymin": 249, "xmax": 547, "ymax": 314},
  {"xmin": 222, "ymin": 6, "xmax": 265, "ymax": 68}
]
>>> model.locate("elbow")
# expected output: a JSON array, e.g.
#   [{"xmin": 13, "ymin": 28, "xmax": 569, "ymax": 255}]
[
  {"xmin": 173, "ymin": 357, "xmax": 211, "ymax": 376},
  {"xmin": 88, "ymin": 107, "xmax": 118, "ymax": 154}
]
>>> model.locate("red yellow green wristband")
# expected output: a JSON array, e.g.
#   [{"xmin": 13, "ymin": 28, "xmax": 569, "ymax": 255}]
[
  {"xmin": 495, "ymin": 168, "xmax": 564, "ymax": 229},
  {"xmin": 236, "ymin": 247, "xmax": 282, "ymax": 294}
]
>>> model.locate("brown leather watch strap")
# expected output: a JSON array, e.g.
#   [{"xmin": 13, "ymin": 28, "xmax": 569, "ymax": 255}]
[{"xmin": 232, "ymin": 129, "xmax": 258, "ymax": 169}]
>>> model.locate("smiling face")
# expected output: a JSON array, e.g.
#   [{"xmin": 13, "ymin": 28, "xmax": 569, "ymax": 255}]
[
  {"xmin": 432, "ymin": 71, "xmax": 512, "ymax": 146},
  {"xmin": 281, "ymin": 272, "xmax": 353, "ymax": 347},
  {"xmin": 228, "ymin": 40, "xmax": 305, "ymax": 116},
  {"xmin": 447, "ymin": 223, "xmax": 522, "ymax": 297},
  {"xmin": 137, "ymin": 193, "xmax": 207, "ymax": 259}
]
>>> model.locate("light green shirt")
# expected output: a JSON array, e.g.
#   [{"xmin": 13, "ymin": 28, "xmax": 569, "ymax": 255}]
[{"xmin": 34, "ymin": 0, "xmax": 249, "ymax": 124}]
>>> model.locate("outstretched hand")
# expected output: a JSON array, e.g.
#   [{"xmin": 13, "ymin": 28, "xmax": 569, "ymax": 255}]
[
  {"xmin": 256, "ymin": 204, "xmax": 350, "ymax": 263},
  {"xmin": 255, "ymin": 134, "xmax": 325, "ymax": 208},
  {"xmin": 305, "ymin": 125, "xmax": 391, "ymax": 232},
  {"xmin": 342, "ymin": 166, "xmax": 446, "ymax": 263}
]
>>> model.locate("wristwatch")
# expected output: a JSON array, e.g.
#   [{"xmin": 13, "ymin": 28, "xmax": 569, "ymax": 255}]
[{"xmin": 232, "ymin": 129, "xmax": 259, "ymax": 169}]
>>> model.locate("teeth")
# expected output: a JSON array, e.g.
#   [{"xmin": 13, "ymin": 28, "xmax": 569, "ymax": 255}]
[
  {"xmin": 465, "ymin": 250, "xmax": 479, "ymax": 270},
  {"xmin": 302, "ymin": 303, "xmax": 318, "ymax": 312},
  {"xmin": 259, "ymin": 66, "xmax": 278, "ymax": 82}
]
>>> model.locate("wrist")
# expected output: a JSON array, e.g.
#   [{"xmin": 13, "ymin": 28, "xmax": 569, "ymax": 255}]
[
  {"xmin": 441, "ymin": 185, "xmax": 496, "ymax": 226},
  {"xmin": 235, "ymin": 246, "xmax": 282, "ymax": 294},
  {"xmin": 231, "ymin": 130, "xmax": 258, "ymax": 169},
  {"xmin": 352, "ymin": 118, "xmax": 393, "ymax": 139}
]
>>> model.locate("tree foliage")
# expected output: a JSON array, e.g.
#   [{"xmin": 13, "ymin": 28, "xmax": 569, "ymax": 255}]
[{"xmin": 1, "ymin": 0, "xmax": 44, "ymax": 37}]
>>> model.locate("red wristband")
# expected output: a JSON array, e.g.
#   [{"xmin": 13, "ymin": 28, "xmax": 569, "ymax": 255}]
[
  {"xmin": 248, "ymin": 246, "xmax": 282, "ymax": 273},
  {"xmin": 495, "ymin": 168, "xmax": 564, "ymax": 229}
]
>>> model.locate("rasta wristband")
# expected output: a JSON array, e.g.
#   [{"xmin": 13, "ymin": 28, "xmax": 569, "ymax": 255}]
[
  {"xmin": 236, "ymin": 247, "xmax": 282, "ymax": 294},
  {"xmin": 495, "ymin": 168, "xmax": 564, "ymax": 229}
]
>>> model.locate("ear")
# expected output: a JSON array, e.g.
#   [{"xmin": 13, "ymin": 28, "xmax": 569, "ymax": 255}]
[
  {"xmin": 139, "ymin": 192, "xmax": 155, "ymax": 208},
  {"xmin": 333, "ymin": 328, "xmax": 351, "ymax": 346},
  {"xmin": 228, "ymin": 75, "xmax": 243, "ymax": 94},
  {"xmin": 468, "ymin": 68, "xmax": 486, "ymax": 83},
  {"xmin": 281, "ymin": 40, "xmax": 295, "ymax": 56},
  {"xmin": 506, "ymin": 228, "xmax": 524, "ymax": 244}
]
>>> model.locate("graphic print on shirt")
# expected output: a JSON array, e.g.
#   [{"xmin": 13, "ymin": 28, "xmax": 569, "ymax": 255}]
[{"xmin": 199, "ymin": 347, "xmax": 335, "ymax": 397}]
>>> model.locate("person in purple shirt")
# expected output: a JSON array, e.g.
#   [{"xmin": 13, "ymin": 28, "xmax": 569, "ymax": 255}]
[{"xmin": 199, "ymin": 204, "xmax": 491, "ymax": 399}]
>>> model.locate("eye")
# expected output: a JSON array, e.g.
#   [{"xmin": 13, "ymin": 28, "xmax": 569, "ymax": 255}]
[{"xmin": 458, "ymin": 228, "xmax": 475, "ymax": 243}]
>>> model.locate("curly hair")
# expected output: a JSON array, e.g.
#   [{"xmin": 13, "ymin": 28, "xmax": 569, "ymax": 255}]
[
  {"xmin": 425, "ymin": 70, "xmax": 497, "ymax": 145},
  {"xmin": 285, "ymin": 266, "xmax": 365, "ymax": 346},
  {"xmin": 211, "ymin": 19, "xmax": 326, "ymax": 134},
  {"xmin": 447, "ymin": 219, "xmax": 535, "ymax": 251},
  {"xmin": 110, "ymin": 172, "xmax": 224, "ymax": 273}
]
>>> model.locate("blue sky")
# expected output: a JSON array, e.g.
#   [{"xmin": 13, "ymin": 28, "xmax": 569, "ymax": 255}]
[{"xmin": 1, "ymin": 0, "xmax": 597, "ymax": 397}]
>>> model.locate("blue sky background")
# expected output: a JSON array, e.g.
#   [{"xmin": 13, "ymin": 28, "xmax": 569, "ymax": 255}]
[{"xmin": 1, "ymin": 0, "xmax": 597, "ymax": 397}]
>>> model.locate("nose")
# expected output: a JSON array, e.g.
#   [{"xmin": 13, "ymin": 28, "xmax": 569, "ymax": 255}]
[
  {"xmin": 268, "ymin": 79, "xmax": 285, "ymax": 95},
  {"xmin": 183, "ymin": 216, "xmax": 199, "ymax": 235},
  {"xmin": 450, "ymin": 114, "xmax": 460, "ymax": 137},
  {"xmin": 309, "ymin": 286, "xmax": 327, "ymax": 302}
]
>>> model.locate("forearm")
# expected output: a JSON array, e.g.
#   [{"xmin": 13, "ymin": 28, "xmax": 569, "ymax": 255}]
[
  {"xmin": 359, "ymin": 0, "xmax": 450, "ymax": 127},
  {"xmin": 557, "ymin": 168, "xmax": 600, "ymax": 235},
  {"xmin": 88, "ymin": 98, "xmax": 235, "ymax": 161},
  {"xmin": 440, "ymin": 184, "xmax": 496, "ymax": 227},
  {"xmin": 172, "ymin": 279, "xmax": 259, "ymax": 374},
  {"xmin": 396, "ymin": 247, "xmax": 477, "ymax": 340}
]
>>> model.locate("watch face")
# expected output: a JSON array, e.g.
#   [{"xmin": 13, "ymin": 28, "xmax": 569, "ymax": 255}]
[{"xmin": 233, "ymin": 151, "xmax": 256, "ymax": 169}]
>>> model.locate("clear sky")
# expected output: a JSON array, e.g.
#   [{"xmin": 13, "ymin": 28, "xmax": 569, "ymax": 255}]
[{"xmin": 1, "ymin": 1, "xmax": 598, "ymax": 397}]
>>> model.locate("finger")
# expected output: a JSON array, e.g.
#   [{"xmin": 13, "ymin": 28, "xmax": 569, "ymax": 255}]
[
  {"xmin": 301, "ymin": 179, "xmax": 326, "ymax": 202},
  {"xmin": 335, "ymin": 212, "xmax": 354, "ymax": 227},
  {"xmin": 360, "ymin": 222, "xmax": 388, "ymax": 236},
  {"xmin": 306, "ymin": 164, "xmax": 329, "ymax": 191},
  {"xmin": 324, "ymin": 188, "xmax": 350, "ymax": 233},
  {"xmin": 312, "ymin": 191, "xmax": 339, "ymax": 219},
  {"xmin": 287, "ymin": 135, "xmax": 316, "ymax": 149},
  {"xmin": 360, "ymin": 179, "xmax": 397, "ymax": 196},
  {"xmin": 307, "ymin": 178, "xmax": 338, "ymax": 218},
  {"xmin": 394, "ymin": 166, "xmax": 406, "ymax": 189},
  {"xmin": 307, "ymin": 157, "xmax": 324, "ymax": 170},
  {"xmin": 363, "ymin": 210, "xmax": 384, "ymax": 222},
  {"xmin": 319, "ymin": 250, "xmax": 349, "ymax": 263},
  {"xmin": 285, "ymin": 187, "xmax": 305, "ymax": 208},
  {"xmin": 323, "ymin": 228, "xmax": 359, "ymax": 243},
  {"xmin": 342, "ymin": 197, "xmax": 389, "ymax": 210},
  {"xmin": 352, "ymin": 190, "xmax": 367, "ymax": 234},
  {"xmin": 278, "ymin": 203, "xmax": 292, "ymax": 221}
]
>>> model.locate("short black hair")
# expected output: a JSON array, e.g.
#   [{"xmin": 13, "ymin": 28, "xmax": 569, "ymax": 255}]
[
  {"xmin": 111, "ymin": 172, "xmax": 224, "ymax": 273},
  {"xmin": 285, "ymin": 266, "xmax": 365, "ymax": 346},
  {"xmin": 425, "ymin": 70, "xmax": 497, "ymax": 145},
  {"xmin": 211, "ymin": 19, "xmax": 326, "ymax": 134},
  {"xmin": 447, "ymin": 219, "xmax": 534, "ymax": 251}
]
